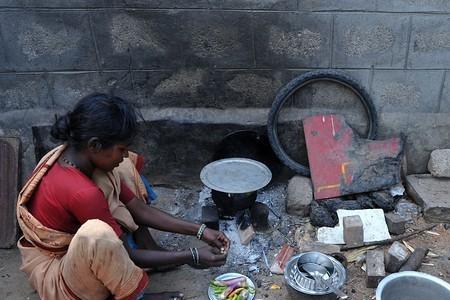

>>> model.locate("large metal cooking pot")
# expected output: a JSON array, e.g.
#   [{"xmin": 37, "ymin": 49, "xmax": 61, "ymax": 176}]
[
  {"xmin": 376, "ymin": 271, "xmax": 450, "ymax": 300},
  {"xmin": 200, "ymin": 158, "xmax": 272, "ymax": 216}
]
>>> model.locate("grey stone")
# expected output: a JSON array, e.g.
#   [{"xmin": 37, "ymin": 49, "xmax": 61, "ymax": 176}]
[
  {"xmin": 0, "ymin": 74, "xmax": 52, "ymax": 112},
  {"xmin": 371, "ymin": 70, "xmax": 443, "ymax": 113},
  {"xmin": 377, "ymin": 0, "xmax": 450, "ymax": 12},
  {"xmin": 395, "ymin": 199, "xmax": 421, "ymax": 221},
  {"xmin": 408, "ymin": 16, "xmax": 450, "ymax": 68},
  {"xmin": 92, "ymin": 10, "xmax": 253, "ymax": 69},
  {"xmin": 299, "ymin": 0, "xmax": 376, "ymax": 11},
  {"xmin": 385, "ymin": 241, "xmax": 410, "ymax": 273},
  {"xmin": 428, "ymin": 149, "xmax": 450, "ymax": 177},
  {"xmin": 343, "ymin": 215, "xmax": 364, "ymax": 247},
  {"xmin": 0, "ymin": 12, "xmax": 97, "ymax": 71},
  {"xmin": 111, "ymin": 0, "xmax": 297, "ymax": 10},
  {"xmin": 385, "ymin": 213, "xmax": 407, "ymax": 235},
  {"xmin": 406, "ymin": 174, "xmax": 450, "ymax": 223},
  {"xmin": 366, "ymin": 250, "xmax": 385, "ymax": 288},
  {"xmin": 286, "ymin": 175, "xmax": 313, "ymax": 217},
  {"xmin": 254, "ymin": 12, "xmax": 332, "ymax": 68},
  {"xmin": 333, "ymin": 14, "xmax": 409, "ymax": 68}
]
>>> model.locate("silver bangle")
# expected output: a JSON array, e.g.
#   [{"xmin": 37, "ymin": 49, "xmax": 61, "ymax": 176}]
[
  {"xmin": 196, "ymin": 224, "xmax": 207, "ymax": 240},
  {"xmin": 193, "ymin": 247, "xmax": 200, "ymax": 265},
  {"xmin": 189, "ymin": 248, "xmax": 197, "ymax": 265}
]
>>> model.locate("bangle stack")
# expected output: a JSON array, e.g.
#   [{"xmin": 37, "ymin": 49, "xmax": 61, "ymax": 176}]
[
  {"xmin": 196, "ymin": 223, "xmax": 207, "ymax": 240},
  {"xmin": 189, "ymin": 247, "xmax": 200, "ymax": 265}
]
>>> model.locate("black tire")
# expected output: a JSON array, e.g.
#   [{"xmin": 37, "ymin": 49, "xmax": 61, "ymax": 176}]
[{"xmin": 267, "ymin": 70, "xmax": 378, "ymax": 176}]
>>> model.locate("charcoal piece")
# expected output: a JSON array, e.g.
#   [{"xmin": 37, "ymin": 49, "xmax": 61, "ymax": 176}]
[
  {"xmin": 321, "ymin": 198, "xmax": 363, "ymax": 212},
  {"xmin": 370, "ymin": 191, "xmax": 396, "ymax": 212},
  {"xmin": 356, "ymin": 194, "xmax": 377, "ymax": 209},
  {"xmin": 309, "ymin": 201, "xmax": 338, "ymax": 227}
]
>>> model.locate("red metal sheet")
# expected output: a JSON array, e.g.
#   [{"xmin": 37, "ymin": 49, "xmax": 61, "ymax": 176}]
[{"xmin": 304, "ymin": 114, "xmax": 402, "ymax": 200}]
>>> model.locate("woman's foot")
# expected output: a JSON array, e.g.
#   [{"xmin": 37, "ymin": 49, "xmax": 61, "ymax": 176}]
[{"xmin": 143, "ymin": 291, "xmax": 184, "ymax": 300}]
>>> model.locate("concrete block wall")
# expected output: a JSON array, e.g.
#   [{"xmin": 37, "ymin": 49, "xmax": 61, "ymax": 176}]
[{"xmin": 1, "ymin": 0, "xmax": 450, "ymax": 182}]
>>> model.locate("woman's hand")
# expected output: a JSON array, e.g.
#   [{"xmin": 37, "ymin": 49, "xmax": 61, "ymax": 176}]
[
  {"xmin": 201, "ymin": 228, "xmax": 230, "ymax": 253},
  {"xmin": 190, "ymin": 246, "xmax": 227, "ymax": 268}
]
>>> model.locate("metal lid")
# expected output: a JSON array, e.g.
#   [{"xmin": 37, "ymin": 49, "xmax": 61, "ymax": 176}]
[
  {"xmin": 284, "ymin": 253, "xmax": 347, "ymax": 296},
  {"xmin": 200, "ymin": 158, "xmax": 272, "ymax": 193}
]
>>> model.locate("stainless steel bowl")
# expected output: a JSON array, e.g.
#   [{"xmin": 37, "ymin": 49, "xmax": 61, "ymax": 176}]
[{"xmin": 285, "ymin": 252, "xmax": 346, "ymax": 296}]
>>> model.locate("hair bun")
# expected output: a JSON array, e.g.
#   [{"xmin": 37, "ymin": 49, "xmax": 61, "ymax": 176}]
[{"xmin": 50, "ymin": 114, "xmax": 71, "ymax": 141}]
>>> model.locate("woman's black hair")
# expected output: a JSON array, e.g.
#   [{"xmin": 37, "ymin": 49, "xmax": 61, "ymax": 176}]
[{"xmin": 51, "ymin": 93, "xmax": 139, "ymax": 150}]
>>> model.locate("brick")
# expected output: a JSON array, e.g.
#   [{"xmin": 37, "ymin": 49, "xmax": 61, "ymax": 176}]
[
  {"xmin": 385, "ymin": 213, "xmax": 406, "ymax": 235},
  {"xmin": 201, "ymin": 206, "xmax": 219, "ymax": 231},
  {"xmin": 299, "ymin": 0, "xmax": 376, "ymax": 11},
  {"xmin": 0, "ymin": 12, "xmax": 97, "ymax": 71},
  {"xmin": 254, "ymin": 12, "xmax": 332, "ymax": 68},
  {"xmin": 111, "ymin": 0, "xmax": 297, "ymax": 10},
  {"xmin": 0, "ymin": 74, "xmax": 51, "ymax": 112},
  {"xmin": 377, "ymin": 0, "xmax": 450, "ymax": 12},
  {"xmin": 366, "ymin": 250, "xmax": 385, "ymax": 288},
  {"xmin": 343, "ymin": 215, "xmax": 364, "ymax": 247},
  {"xmin": 406, "ymin": 174, "xmax": 450, "ymax": 223},
  {"xmin": 408, "ymin": 16, "xmax": 450, "ymax": 68},
  {"xmin": 371, "ymin": 70, "xmax": 443, "ymax": 113},
  {"xmin": 333, "ymin": 14, "xmax": 409, "ymax": 68},
  {"xmin": 385, "ymin": 241, "xmax": 410, "ymax": 273},
  {"xmin": 0, "ymin": 137, "xmax": 20, "ymax": 248},
  {"xmin": 92, "ymin": 10, "xmax": 253, "ymax": 69}
]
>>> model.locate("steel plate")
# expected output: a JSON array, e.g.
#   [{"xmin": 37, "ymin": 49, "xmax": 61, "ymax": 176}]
[
  {"xmin": 208, "ymin": 272, "xmax": 255, "ymax": 300},
  {"xmin": 200, "ymin": 158, "xmax": 272, "ymax": 193}
]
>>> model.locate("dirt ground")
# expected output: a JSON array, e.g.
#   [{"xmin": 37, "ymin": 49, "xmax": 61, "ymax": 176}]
[{"xmin": 2, "ymin": 185, "xmax": 450, "ymax": 300}]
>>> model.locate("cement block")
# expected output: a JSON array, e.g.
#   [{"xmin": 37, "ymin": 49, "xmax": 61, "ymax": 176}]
[
  {"xmin": 286, "ymin": 175, "xmax": 313, "ymax": 217},
  {"xmin": 439, "ymin": 72, "xmax": 450, "ymax": 113},
  {"xmin": 333, "ymin": 14, "xmax": 409, "ymax": 68},
  {"xmin": 377, "ymin": 0, "xmax": 450, "ymax": 12},
  {"xmin": 403, "ymin": 113, "xmax": 450, "ymax": 174},
  {"xmin": 0, "ymin": 0, "xmax": 110, "ymax": 7},
  {"xmin": 92, "ymin": 10, "xmax": 253, "ymax": 69},
  {"xmin": 408, "ymin": 16, "xmax": 450, "ymax": 68},
  {"xmin": 254, "ymin": 12, "xmax": 332, "ymax": 68},
  {"xmin": 385, "ymin": 241, "xmax": 410, "ymax": 273},
  {"xmin": 212, "ymin": 70, "xmax": 286, "ymax": 108},
  {"xmin": 343, "ymin": 215, "xmax": 364, "ymax": 247},
  {"xmin": 428, "ymin": 149, "xmax": 450, "ymax": 177},
  {"xmin": 111, "ymin": 0, "xmax": 297, "ymax": 10},
  {"xmin": 385, "ymin": 213, "xmax": 406, "ymax": 235},
  {"xmin": 366, "ymin": 250, "xmax": 385, "ymax": 288},
  {"xmin": 0, "ymin": 74, "xmax": 51, "ymax": 112},
  {"xmin": 371, "ymin": 70, "xmax": 443, "ymax": 113},
  {"xmin": 406, "ymin": 174, "xmax": 450, "ymax": 223},
  {"xmin": 299, "ymin": 0, "xmax": 376, "ymax": 11},
  {"xmin": 0, "ymin": 12, "xmax": 97, "ymax": 71}
]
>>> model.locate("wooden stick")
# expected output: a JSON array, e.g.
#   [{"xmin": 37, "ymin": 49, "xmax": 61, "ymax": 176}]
[{"xmin": 340, "ymin": 223, "xmax": 437, "ymax": 251}]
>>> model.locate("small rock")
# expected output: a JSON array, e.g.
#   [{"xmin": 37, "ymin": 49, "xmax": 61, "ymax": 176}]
[
  {"xmin": 428, "ymin": 149, "xmax": 450, "ymax": 177},
  {"xmin": 385, "ymin": 212, "xmax": 406, "ymax": 235},
  {"xmin": 366, "ymin": 250, "xmax": 385, "ymax": 288},
  {"xmin": 286, "ymin": 175, "xmax": 313, "ymax": 217},
  {"xmin": 385, "ymin": 241, "xmax": 410, "ymax": 273},
  {"xmin": 395, "ymin": 199, "xmax": 421, "ymax": 221},
  {"xmin": 343, "ymin": 215, "xmax": 364, "ymax": 247}
]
